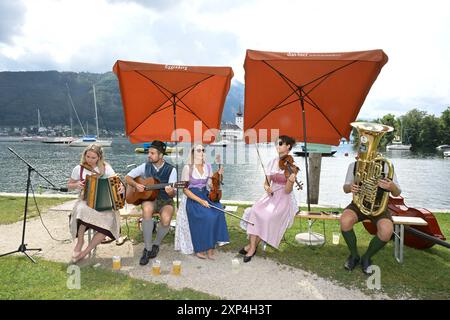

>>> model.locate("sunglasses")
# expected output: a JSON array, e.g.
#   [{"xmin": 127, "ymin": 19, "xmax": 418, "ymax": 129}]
[{"xmin": 195, "ymin": 148, "xmax": 205, "ymax": 153}]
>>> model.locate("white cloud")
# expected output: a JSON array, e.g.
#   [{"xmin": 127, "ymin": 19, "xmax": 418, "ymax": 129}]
[
  {"xmin": 0, "ymin": 0, "xmax": 26, "ymax": 44},
  {"xmin": 0, "ymin": 0, "xmax": 449, "ymax": 118}
]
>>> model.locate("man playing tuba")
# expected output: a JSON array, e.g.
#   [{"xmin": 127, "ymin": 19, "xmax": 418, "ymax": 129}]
[{"xmin": 340, "ymin": 122, "xmax": 402, "ymax": 275}]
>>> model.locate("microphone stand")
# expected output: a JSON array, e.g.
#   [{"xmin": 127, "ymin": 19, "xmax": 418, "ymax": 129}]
[
  {"xmin": 0, "ymin": 147, "xmax": 59, "ymax": 263},
  {"xmin": 40, "ymin": 186, "xmax": 69, "ymax": 192}
]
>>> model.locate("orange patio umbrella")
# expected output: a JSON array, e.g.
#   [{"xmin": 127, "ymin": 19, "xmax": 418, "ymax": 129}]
[
  {"xmin": 113, "ymin": 60, "xmax": 233, "ymax": 143},
  {"xmin": 243, "ymin": 49, "xmax": 388, "ymax": 208}
]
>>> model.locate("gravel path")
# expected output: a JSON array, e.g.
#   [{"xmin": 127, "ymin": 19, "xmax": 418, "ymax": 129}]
[{"xmin": 0, "ymin": 200, "xmax": 389, "ymax": 300}]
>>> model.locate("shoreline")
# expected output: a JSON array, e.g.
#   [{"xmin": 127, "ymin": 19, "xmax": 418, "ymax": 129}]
[{"xmin": 1, "ymin": 192, "xmax": 448, "ymax": 213}]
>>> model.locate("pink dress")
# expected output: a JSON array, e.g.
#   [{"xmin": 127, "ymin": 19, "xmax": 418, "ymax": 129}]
[{"xmin": 244, "ymin": 157, "xmax": 298, "ymax": 249}]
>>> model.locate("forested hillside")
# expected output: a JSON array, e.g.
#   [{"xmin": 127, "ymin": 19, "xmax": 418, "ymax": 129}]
[{"xmin": 0, "ymin": 71, "xmax": 244, "ymax": 133}]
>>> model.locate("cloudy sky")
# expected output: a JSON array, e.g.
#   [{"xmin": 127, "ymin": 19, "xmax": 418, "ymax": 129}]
[{"xmin": 1, "ymin": 0, "xmax": 449, "ymax": 119}]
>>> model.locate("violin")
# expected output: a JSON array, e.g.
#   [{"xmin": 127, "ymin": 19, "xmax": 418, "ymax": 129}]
[
  {"xmin": 278, "ymin": 155, "xmax": 303, "ymax": 190},
  {"xmin": 208, "ymin": 155, "xmax": 223, "ymax": 202}
]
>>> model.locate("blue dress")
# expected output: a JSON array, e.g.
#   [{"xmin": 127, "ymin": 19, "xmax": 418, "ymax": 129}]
[{"xmin": 185, "ymin": 165, "xmax": 229, "ymax": 253}]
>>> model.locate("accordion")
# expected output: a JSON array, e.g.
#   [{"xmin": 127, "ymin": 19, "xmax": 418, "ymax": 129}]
[{"xmin": 83, "ymin": 175, "xmax": 125, "ymax": 211}]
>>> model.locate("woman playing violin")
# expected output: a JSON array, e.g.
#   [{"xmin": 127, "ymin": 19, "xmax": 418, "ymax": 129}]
[
  {"xmin": 174, "ymin": 144, "xmax": 229, "ymax": 259},
  {"xmin": 240, "ymin": 135, "xmax": 300, "ymax": 263}
]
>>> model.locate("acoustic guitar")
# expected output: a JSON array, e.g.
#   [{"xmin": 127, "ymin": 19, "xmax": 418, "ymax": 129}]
[{"xmin": 126, "ymin": 176, "xmax": 188, "ymax": 205}]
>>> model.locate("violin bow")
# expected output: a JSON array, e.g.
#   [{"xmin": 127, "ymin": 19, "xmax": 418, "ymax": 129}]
[
  {"xmin": 255, "ymin": 144, "xmax": 273, "ymax": 196},
  {"xmin": 209, "ymin": 204, "xmax": 255, "ymax": 226}
]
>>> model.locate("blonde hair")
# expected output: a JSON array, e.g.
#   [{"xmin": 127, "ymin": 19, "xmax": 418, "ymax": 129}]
[
  {"xmin": 186, "ymin": 144, "xmax": 206, "ymax": 165},
  {"xmin": 80, "ymin": 143, "xmax": 108, "ymax": 175}
]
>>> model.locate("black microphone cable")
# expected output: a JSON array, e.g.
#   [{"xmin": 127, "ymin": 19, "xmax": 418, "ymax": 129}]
[{"xmin": 30, "ymin": 183, "xmax": 72, "ymax": 244}]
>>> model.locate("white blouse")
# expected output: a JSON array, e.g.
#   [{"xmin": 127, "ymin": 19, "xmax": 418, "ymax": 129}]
[{"xmin": 70, "ymin": 164, "xmax": 115, "ymax": 181}]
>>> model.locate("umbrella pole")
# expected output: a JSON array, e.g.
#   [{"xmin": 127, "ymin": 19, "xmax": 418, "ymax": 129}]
[
  {"xmin": 295, "ymin": 95, "xmax": 326, "ymax": 248},
  {"xmin": 300, "ymin": 95, "xmax": 311, "ymax": 212},
  {"xmin": 172, "ymin": 95, "xmax": 179, "ymax": 209}
]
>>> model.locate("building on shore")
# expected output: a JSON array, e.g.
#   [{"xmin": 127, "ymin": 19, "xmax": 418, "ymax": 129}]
[{"xmin": 218, "ymin": 105, "xmax": 244, "ymax": 142}]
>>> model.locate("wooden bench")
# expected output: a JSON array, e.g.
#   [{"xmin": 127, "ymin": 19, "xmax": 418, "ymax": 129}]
[{"xmin": 295, "ymin": 212, "xmax": 428, "ymax": 263}]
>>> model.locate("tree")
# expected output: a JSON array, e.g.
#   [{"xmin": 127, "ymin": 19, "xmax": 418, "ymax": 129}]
[
  {"xmin": 401, "ymin": 109, "xmax": 427, "ymax": 149},
  {"xmin": 419, "ymin": 115, "xmax": 441, "ymax": 150},
  {"xmin": 439, "ymin": 107, "xmax": 450, "ymax": 145},
  {"xmin": 374, "ymin": 113, "xmax": 396, "ymax": 148}
]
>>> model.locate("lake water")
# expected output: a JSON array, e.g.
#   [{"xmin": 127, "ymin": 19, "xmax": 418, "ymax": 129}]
[{"xmin": 1, "ymin": 138, "xmax": 449, "ymax": 211}]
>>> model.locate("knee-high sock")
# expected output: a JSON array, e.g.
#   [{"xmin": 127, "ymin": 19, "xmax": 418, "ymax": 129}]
[
  {"xmin": 341, "ymin": 229, "xmax": 359, "ymax": 258},
  {"xmin": 362, "ymin": 236, "xmax": 387, "ymax": 260},
  {"xmin": 142, "ymin": 219, "xmax": 154, "ymax": 250},
  {"xmin": 154, "ymin": 223, "xmax": 169, "ymax": 246}
]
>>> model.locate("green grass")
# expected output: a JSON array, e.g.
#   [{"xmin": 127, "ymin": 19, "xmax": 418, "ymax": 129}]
[
  {"xmin": 219, "ymin": 205, "xmax": 450, "ymax": 300},
  {"xmin": 122, "ymin": 204, "xmax": 449, "ymax": 299},
  {"xmin": 0, "ymin": 256, "xmax": 217, "ymax": 300},
  {"xmin": 0, "ymin": 197, "xmax": 215, "ymax": 300},
  {"xmin": 125, "ymin": 205, "xmax": 450, "ymax": 299},
  {"xmin": 2, "ymin": 196, "xmax": 448, "ymax": 300},
  {"xmin": 0, "ymin": 195, "xmax": 74, "ymax": 225}
]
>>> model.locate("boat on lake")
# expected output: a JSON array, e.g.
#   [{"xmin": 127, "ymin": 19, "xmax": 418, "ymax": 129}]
[
  {"xmin": 292, "ymin": 143, "xmax": 337, "ymax": 157},
  {"xmin": 41, "ymin": 137, "xmax": 75, "ymax": 144},
  {"xmin": 386, "ymin": 140, "xmax": 412, "ymax": 151},
  {"xmin": 68, "ymin": 85, "xmax": 112, "ymax": 147},
  {"xmin": 436, "ymin": 144, "xmax": 450, "ymax": 151}
]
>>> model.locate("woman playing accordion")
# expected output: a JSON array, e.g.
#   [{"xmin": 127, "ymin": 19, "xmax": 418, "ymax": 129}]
[{"xmin": 67, "ymin": 143, "xmax": 124, "ymax": 263}]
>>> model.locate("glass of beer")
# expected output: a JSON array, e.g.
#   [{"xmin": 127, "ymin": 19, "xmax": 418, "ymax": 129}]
[
  {"xmin": 152, "ymin": 260, "xmax": 161, "ymax": 275},
  {"xmin": 172, "ymin": 260, "xmax": 181, "ymax": 276},
  {"xmin": 112, "ymin": 256, "xmax": 121, "ymax": 270},
  {"xmin": 231, "ymin": 258, "xmax": 240, "ymax": 274},
  {"xmin": 332, "ymin": 232, "xmax": 340, "ymax": 245}
]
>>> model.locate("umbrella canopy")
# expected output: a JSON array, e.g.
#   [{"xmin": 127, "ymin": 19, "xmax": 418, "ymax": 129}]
[
  {"xmin": 243, "ymin": 49, "xmax": 388, "ymax": 145},
  {"xmin": 113, "ymin": 60, "xmax": 233, "ymax": 143}
]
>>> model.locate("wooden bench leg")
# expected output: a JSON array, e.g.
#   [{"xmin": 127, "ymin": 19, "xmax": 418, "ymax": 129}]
[{"xmin": 88, "ymin": 229, "xmax": 96, "ymax": 258}]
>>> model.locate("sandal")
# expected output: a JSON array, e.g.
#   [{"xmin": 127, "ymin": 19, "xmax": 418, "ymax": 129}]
[
  {"xmin": 101, "ymin": 236, "xmax": 114, "ymax": 244},
  {"xmin": 115, "ymin": 235, "xmax": 127, "ymax": 246}
]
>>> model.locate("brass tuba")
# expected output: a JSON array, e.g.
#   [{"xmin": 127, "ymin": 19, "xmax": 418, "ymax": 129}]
[{"xmin": 350, "ymin": 122, "xmax": 394, "ymax": 217}]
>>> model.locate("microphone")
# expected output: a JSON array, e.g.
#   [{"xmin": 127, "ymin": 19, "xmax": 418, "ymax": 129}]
[{"xmin": 39, "ymin": 185, "xmax": 69, "ymax": 192}]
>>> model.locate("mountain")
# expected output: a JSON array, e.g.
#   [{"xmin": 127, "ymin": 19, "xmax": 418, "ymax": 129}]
[
  {"xmin": 222, "ymin": 80, "xmax": 245, "ymax": 123},
  {"xmin": 0, "ymin": 71, "xmax": 245, "ymax": 132}
]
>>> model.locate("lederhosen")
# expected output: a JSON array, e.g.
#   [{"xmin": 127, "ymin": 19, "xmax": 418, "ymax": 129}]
[{"xmin": 345, "ymin": 162, "xmax": 393, "ymax": 224}]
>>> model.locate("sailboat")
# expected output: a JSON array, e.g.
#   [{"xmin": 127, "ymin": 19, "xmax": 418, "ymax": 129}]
[
  {"xmin": 23, "ymin": 108, "xmax": 47, "ymax": 142},
  {"xmin": 41, "ymin": 136, "xmax": 75, "ymax": 144},
  {"xmin": 386, "ymin": 120, "xmax": 411, "ymax": 151},
  {"xmin": 386, "ymin": 140, "xmax": 412, "ymax": 150},
  {"xmin": 42, "ymin": 101, "xmax": 76, "ymax": 144},
  {"xmin": 69, "ymin": 85, "xmax": 112, "ymax": 147}
]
